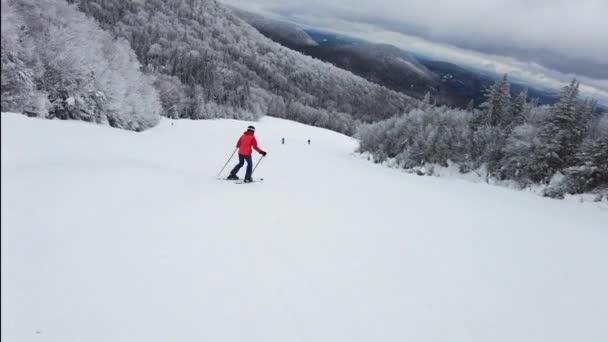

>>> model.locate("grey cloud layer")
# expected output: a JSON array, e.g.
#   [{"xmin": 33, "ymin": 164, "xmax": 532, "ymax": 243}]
[{"xmin": 224, "ymin": 0, "xmax": 608, "ymax": 81}]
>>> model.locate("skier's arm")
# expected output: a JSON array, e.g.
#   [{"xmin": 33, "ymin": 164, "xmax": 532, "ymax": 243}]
[
  {"xmin": 252, "ymin": 137, "xmax": 264, "ymax": 154},
  {"xmin": 236, "ymin": 137, "xmax": 241, "ymax": 148}
]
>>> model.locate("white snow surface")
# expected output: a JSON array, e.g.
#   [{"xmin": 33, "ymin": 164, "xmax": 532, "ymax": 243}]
[{"xmin": 2, "ymin": 112, "xmax": 608, "ymax": 342}]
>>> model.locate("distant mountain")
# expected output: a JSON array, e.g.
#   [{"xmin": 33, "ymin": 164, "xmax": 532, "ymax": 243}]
[
  {"xmin": 297, "ymin": 43, "xmax": 437, "ymax": 100},
  {"xmin": 234, "ymin": 10, "xmax": 569, "ymax": 108},
  {"xmin": 229, "ymin": 7, "xmax": 318, "ymax": 47},
  {"xmin": 305, "ymin": 29, "xmax": 366, "ymax": 46},
  {"xmin": 233, "ymin": 10, "xmax": 437, "ymax": 100},
  {"xmin": 306, "ymin": 31, "xmax": 563, "ymax": 108},
  {"xmin": 417, "ymin": 58, "xmax": 561, "ymax": 107},
  {"xmin": 411, "ymin": 59, "xmax": 490, "ymax": 107}
]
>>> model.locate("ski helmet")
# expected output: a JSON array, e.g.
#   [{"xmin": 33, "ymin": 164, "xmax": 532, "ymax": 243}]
[{"xmin": 247, "ymin": 125, "xmax": 255, "ymax": 132}]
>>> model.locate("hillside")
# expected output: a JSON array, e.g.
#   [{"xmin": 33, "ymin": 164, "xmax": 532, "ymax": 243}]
[
  {"xmin": 2, "ymin": 113, "xmax": 607, "ymax": 342},
  {"xmin": 298, "ymin": 43, "xmax": 436, "ymax": 99},
  {"xmin": 68, "ymin": 0, "xmax": 416, "ymax": 130},
  {"xmin": 234, "ymin": 10, "xmax": 437, "ymax": 100}
]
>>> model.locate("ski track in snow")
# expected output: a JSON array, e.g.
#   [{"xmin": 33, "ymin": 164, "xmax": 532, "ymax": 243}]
[{"xmin": 2, "ymin": 113, "xmax": 607, "ymax": 342}]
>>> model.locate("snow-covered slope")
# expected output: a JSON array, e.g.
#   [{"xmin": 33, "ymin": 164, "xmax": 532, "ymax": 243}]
[{"xmin": 2, "ymin": 113, "xmax": 607, "ymax": 342}]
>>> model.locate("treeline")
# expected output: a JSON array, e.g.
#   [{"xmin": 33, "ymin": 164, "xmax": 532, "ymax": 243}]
[
  {"xmin": 358, "ymin": 76, "xmax": 607, "ymax": 198},
  {"xmin": 1, "ymin": 0, "xmax": 161, "ymax": 131}
]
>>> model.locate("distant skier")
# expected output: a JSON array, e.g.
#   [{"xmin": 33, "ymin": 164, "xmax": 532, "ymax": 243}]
[
  {"xmin": 307, "ymin": 139, "xmax": 311, "ymax": 145},
  {"xmin": 227, "ymin": 125, "xmax": 267, "ymax": 182},
  {"xmin": 282, "ymin": 137, "xmax": 285, "ymax": 145}
]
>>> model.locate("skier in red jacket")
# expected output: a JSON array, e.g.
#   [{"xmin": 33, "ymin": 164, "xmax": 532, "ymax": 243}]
[{"xmin": 227, "ymin": 125, "xmax": 267, "ymax": 182}]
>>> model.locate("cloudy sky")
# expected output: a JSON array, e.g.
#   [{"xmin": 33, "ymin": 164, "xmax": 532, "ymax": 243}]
[{"xmin": 223, "ymin": 0, "xmax": 608, "ymax": 103}]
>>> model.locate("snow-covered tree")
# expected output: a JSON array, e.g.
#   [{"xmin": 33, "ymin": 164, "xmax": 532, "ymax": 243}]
[
  {"xmin": 510, "ymin": 88, "xmax": 528, "ymax": 128},
  {"xmin": 499, "ymin": 123, "xmax": 539, "ymax": 184},
  {"xmin": 465, "ymin": 99, "xmax": 475, "ymax": 112},
  {"xmin": 0, "ymin": 0, "xmax": 40, "ymax": 114},
  {"xmin": 358, "ymin": 106, "xmax": 472, "ymax": 168},
  {"xmin": 532, "ymin": 80, "xmax": 588, "ymax": 181},
  {"xmin": 356, "ymin": 78, "xmax": 606, "ymax": 197},
  {"xmin": 477, "ymin": 74, "xmax": 512, "ymax": 128},
  {"xmin": 548, "ymin": 116, "xmax": 608, "ymax": 197},
  {"xmin": 421, "ymin": 91, "xmax": 431, "ymax": 107},
  {"xmin": 466, "ymin": 75, "xmax": 516, "ymax": 174}
]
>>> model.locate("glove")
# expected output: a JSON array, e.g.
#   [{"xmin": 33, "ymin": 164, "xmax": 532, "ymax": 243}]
[{"xmin": 261, "ymin": 151, "xmax": 267, "ymax": 156}]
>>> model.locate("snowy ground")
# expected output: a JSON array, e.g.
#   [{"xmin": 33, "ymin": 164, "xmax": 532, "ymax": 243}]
[{"xmin": 2, "ymin": 113, "xmax": 607, "ymax": 342}]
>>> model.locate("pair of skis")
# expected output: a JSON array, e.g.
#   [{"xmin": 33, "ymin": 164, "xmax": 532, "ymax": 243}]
[
  {"xmin": 217, "ymin": 177, "xmax": 264, "ymax": 184},
  {"xmin": 235, "ymin": 178, "xmax": 264, "ymax": 184}
]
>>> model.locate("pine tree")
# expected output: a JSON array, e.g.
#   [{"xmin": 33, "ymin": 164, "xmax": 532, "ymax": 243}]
[
  {"xmin": 501, "ymin": 122, "xmax": 537, "ymax": 182},
  {"xmin": 573, "ymin": 98, "xmax": 596, "ymax": 146},
  {"xmin": 510, "ymin": 88, "xmax": 528, "ymax": 127},
  {"xmin": 465, "ymin": 99, "xmax": 475, "ymax": 112},
  {"xmin": 469, "ymin": 75, "xmax": 512, "ymax": 174},
  {"xmin": 479, "ymin": 74, "xmax": 511, "ymax": 127},
  {"xmin": 423, "ymin": 91, "xmax": 431, "ymax": 105},
  {"xmin": 533, "ymin": 79, "xmax": 583, "ymax": 182},
  {"xmin": 555, "ymin": 118, "xmax": 608, "ymax": 195}
]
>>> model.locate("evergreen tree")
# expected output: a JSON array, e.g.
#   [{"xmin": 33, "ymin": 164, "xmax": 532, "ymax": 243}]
[
  {"xmin": 532, "ymin": 80, "xmax": 583, "ymax": 182},
  {"xmin": 423, "ymin": 91, "xmax": 431, "ymax": 106},
  {"xmin": 500, "ymin": 122, "xmax": 542, "ymax": 184},
  {"xmin": 510, "ymin": 88, "xmax": 528, "ymax": 127},
  {"xmin": 469, "ymin": 75, "xmax": 513, "ymax": 174},
  {"xmin": 465, "ymin": 99, "xmax": 475, "ymax": 112},
  {"xmin": 478, "ymin": 74, "xmax": 512, "ymax": 128},
  {"xmin": 552, "ymin": 117, "xmax": 608, "ymax": 196}
]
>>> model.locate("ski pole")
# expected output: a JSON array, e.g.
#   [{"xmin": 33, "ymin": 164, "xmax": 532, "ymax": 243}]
[
  {"xmin": 217, "ymin": 148, "xmax": 238, "ymax": 177},
  {"xmin": 251, "ymin": 155, "xmax": 265, "ymax": 176}
]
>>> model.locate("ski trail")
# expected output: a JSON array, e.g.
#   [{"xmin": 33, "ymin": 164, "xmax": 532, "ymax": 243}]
[{"xmin": 2, "ymin": 113, "xmax": 607, "ymax": 342}]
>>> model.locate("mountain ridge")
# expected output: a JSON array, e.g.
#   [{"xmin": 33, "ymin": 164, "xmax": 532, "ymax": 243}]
[{"xmin": 232, "ymin": 9, "xmax": 585, "ymax": 108}]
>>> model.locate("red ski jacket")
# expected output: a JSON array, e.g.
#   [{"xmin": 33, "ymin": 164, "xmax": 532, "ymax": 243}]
[{"xmin": 236, "ymin": 131, "xmax": 263, "ymax": 156}]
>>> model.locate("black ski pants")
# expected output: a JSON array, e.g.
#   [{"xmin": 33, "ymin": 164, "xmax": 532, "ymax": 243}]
[{"xmin": 230, "ymin": 154, "xmax": 253, "ymax": 179}]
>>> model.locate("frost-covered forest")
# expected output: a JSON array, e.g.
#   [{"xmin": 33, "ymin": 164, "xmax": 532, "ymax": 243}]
[
  {"xmin": 69, "ymin": 0, "xmax": 415, "ymax": 134},
  {"xmin": 358, "ymin": 77, "xmax": 607, "ymax": 198},
  {"xmin": 1, "ymin": 0, "xmax": 161, "ymax": 130}
]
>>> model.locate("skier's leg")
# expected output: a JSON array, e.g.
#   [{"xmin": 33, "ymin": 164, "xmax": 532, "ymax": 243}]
[
  {"xmin": 229, "ymin": 154, "xmax": 245, "ymax": 177},
  {"xmin": 244, "ymin": 155, "xmax": 253, "ymax": 180}
]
